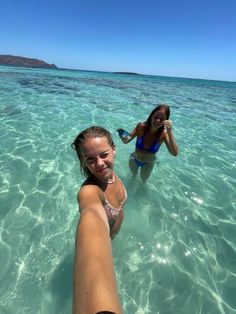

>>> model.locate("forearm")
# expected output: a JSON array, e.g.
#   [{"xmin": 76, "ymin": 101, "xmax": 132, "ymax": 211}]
[
  {"xmin": 167, "ymin": 130, "xmax": 178, "ymax": 156},
  {"xmin": 73, "ymin": 210, "xmax": 122, "ymax": 314}
]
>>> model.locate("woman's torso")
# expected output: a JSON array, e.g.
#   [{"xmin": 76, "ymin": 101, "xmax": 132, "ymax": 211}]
[
  {"xmin": 82, "ymin": 174, "xmax": 127, "ymax": 238},
  {"xmin": 134, "ymin": 124, "xmax": 164, "ymax": 160},
  {"xmin": 103, "ymin": 175, "xmax": 127, "ymax": 238}
]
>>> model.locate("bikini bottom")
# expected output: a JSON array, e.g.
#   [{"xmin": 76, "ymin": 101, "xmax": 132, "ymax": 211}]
[
  {"xmin": 130, "ymin": 153, "xmax": 156, "ymax": 168},
  {"xmin": 133, "ymin": 158, "xmax": 147, "ymax": 168}
]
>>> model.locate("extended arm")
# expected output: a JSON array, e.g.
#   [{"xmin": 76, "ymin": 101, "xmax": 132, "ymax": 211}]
[{"xmin": 73, "ymin": 187, "xmax": 122, "ymax": 314}]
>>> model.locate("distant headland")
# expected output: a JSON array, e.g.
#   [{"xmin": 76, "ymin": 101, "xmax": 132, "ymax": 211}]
[
  {"xmin": 0, "ymin": 55, "xmax": 58, "ymax": 69},
  {"xmin": 113, "ymin": 71, "xmax": 140, "ymax": 75}
]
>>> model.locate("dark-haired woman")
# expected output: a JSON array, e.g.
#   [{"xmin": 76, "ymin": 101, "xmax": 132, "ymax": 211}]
[{"xmin": 119, "ymin": 104, "xmax": 178, "ymax": 181}]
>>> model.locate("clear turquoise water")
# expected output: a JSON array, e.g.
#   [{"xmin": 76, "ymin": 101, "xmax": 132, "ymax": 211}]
[{"xmin": 0, "ymin": 65, "xmax": 236, "ymax": 314}]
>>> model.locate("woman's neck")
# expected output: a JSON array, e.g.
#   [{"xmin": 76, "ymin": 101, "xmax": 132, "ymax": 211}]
[
  {"xmin": 147, "ymin": 125, "xmax": 159, "ymax": 135},
  {"xmin": 92, "ymin": 173, "xmax": 115, "ymax": 184}
]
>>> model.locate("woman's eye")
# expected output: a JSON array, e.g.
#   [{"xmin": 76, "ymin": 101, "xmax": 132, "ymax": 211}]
[
  {"xmin": 86, "ymin": 157, "xmax": 95, "ymax": 163},
  {"xmin": 101, "ymin": 153, "xmax": 109, "ymax": 158}
]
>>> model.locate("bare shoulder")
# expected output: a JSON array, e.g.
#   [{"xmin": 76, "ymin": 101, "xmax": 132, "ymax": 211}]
[
  {"xmin": 136, "ymin": 122, "xmax": 145, "ymax": 129},
  {"xmin": 136, "ymin": 122, "xmax": 146, "ymax": 136},
  {"xmin": 77, "ymin": 184, "xmax": 104, "ymax": 213},
  {"xmin": 78, "ymin": 184, "xmax": 102, "ymax": 204}
]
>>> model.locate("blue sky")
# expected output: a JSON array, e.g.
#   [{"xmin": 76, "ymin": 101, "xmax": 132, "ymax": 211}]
[{"xmin": 1, "ymin": 0, "xmax": 236, "ymax": 81}]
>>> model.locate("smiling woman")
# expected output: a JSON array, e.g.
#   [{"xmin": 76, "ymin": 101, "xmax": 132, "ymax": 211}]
[
  {"xmin": 118, "ymin": 104, "xmax": 179, "ymax": 181},
  {"xmin": 71, "ymin": 126, "xmax": 126, "ymax": 314}
]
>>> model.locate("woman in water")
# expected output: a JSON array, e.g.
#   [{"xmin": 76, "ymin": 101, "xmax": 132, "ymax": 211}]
[
  {"xmin": 118, "ymin": 104, "xmax": 178, "ymax": 181},
  {"xmin": 72, "ymin": 126, "xmax": 126, "ymax": 313}
]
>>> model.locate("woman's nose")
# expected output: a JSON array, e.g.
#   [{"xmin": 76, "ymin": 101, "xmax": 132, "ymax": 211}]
[{"xmin": 96, "ymin": 157, "xmax": 104, "ymax": 167}]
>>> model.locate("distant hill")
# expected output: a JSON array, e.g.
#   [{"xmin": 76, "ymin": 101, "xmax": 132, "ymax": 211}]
[
  {"xmin": 113, "ymin": 72, "xmax": 140, "ymax": 75},
  {"xmin": 0, "ymin": 55, "xmax": 58, "ymax": 69}
]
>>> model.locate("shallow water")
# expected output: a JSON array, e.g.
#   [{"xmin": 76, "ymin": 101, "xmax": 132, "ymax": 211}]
[{"xmin": 0, "ymin": 65, "xmax": 236, "ymax": 314}]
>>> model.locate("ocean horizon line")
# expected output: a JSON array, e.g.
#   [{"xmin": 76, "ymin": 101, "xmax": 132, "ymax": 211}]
[
  {"xmin": 58, "ymin": 66, "xmax": 236, "ymax": 84},
  {"xmin": 0, "ymin": 63, "xmax": 235, "ymax": 84}
]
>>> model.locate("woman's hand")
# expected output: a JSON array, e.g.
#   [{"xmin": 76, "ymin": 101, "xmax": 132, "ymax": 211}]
[
  {"xmin": 121, "ymin": 137, "xmax": 130, "ymax": 144},
  {"xmin": 164, "ymin": 119, "xmax": 172, "ymax": 132},
  {"xmin": 117, "ymin": 128, "xmax": 131, "ymax": 143}
]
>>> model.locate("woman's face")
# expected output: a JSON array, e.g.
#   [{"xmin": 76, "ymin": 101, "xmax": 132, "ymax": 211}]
[
  {"xmin": 151, "ymin": 109, "xmax": 167, "ymax": 129},
  {"xmin": 81, "ymin": 136, "xmax": 115, "ymax": 180}
]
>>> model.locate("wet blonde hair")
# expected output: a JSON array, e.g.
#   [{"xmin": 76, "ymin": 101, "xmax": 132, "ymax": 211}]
[{"xmin": 71, "ymin": 126, "xmax": 114, "ymax": 177}]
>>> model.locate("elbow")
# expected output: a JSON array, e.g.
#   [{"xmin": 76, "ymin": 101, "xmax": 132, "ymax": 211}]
[
  {"xmin": 171, "ymin": 149, "xmax": 178, "ymax": 157},
  {"xmin": 172, "ymin": 145, "xmax": 179, "ymax": 157}
]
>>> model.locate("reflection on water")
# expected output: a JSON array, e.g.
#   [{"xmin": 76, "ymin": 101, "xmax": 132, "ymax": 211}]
[{"xmin": 0, "ymin": 66, "xmax": 236, "ymax": 313}]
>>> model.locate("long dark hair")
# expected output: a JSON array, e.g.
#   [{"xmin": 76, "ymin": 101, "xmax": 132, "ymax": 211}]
[
  {"xmin": 71, "ymin": 126, "xmax": 114, "ymax": 177},
  {"xmin": 145, "ymin": 104, "xmax": 170, "ymax": 139}
]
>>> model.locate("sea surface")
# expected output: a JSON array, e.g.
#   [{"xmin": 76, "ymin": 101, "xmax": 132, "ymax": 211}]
[{"xmin": 0, "ymin": 65, "xmax": 236, "ymax": 314}]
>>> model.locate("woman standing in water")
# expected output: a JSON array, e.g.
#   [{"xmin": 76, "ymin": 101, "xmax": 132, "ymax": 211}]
[
  {"xmin": 118, "ymin": 104, "xmax": 178, "ymax": 181},
  {"xmin": 72, "ymin": 126, "xmax": 126, "ymax": 314}
]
